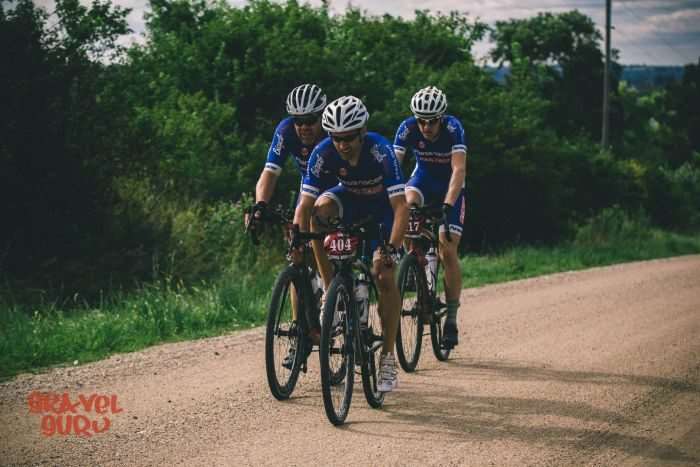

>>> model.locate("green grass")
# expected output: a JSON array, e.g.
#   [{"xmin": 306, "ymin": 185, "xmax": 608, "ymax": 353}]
[
  {"xmin": 2, "ymin": 209, "xmax": 699, "ymax": 380},
  {"xmin": 0, "ymin": 270, "xmax": 280, "ymax": 380},
  {"xmin": 461, "ymin": 234, "xmax": 700, "ymax": 288}
]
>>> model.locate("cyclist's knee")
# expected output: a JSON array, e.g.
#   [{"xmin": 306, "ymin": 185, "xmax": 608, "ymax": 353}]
[
  {"xmin": 439, "ymin": 235, "xmax": 460, "ymax": 261},
  {"xmin": 439, "ymin": 232, "xmax": 460, "ymax": 250},
  {"xmin": 371, "ymin": 261, "xmax": 395, "ymax": 290},
  {"xmin": 405, "ymin": 190, "xmax": 421, "ymax": 207},
  {"xmin": 311, "ymin": 198, "xmax": 337, "ymax": 230}
]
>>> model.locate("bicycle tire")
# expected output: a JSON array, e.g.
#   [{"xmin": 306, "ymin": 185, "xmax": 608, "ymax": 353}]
[
  {"xmin": 265, "ymin": 267, "xmax": 303, "ymax": 400},
  {"xmin": 361, "ymin": 277, "xmax": 384, "ymax": 408},
  {"xmin": 319, "ymin": 276, "xmax": 355, "ymax": 425},
  {"xmin": 430, "ymin": 264, "xmax": 451, "ymax": 361},
  {"xmin": 396, "ymin": 254, "xmax": 425, "ymax": 372}
]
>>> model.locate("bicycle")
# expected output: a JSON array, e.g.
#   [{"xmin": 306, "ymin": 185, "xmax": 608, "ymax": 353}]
[
  {"xmin": 395, "ymin": 205, "xmax": 452, "ymax": 372},
  {"xmin": 308, "ymin": 217, "xmax": 386, "ymax": 425},
  {"xmin": 246, "ymin": 204, "xmax": 324, "ymax": 400}
]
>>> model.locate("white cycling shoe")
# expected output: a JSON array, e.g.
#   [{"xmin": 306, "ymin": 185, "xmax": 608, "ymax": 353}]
[{"xmin": 377, "ymin": 352, "xmax": 398, "ymax": 392}]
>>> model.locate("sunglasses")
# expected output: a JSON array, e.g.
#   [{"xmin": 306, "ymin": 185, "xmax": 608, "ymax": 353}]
[
  {"xmin": 293, "ymin": 114, "xmax": 320, "ymax": 126},
  {"xmin": 331, "ymin": 131, "xmax": 361, "ymax": 143},
  {"xmin": 416, "ymin": 117, "xmax": 441, "ymax": 127}
]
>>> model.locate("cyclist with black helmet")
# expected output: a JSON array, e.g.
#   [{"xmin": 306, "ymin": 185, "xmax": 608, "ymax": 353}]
[
  {"xmin": 393, "ymin": 86, "xmax": 467, "ymax": 350},
  {"xmin": 294, "ymin": 95, "xmax": 408, "ymax": 393}
]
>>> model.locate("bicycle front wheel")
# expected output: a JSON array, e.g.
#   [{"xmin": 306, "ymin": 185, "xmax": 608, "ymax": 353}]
[
  {"xmin": 265, "ymin": 267, "xmax": 303, "ymax": 400},
  {"xmin": 396, "ymin": 254, "xmax": 425, "ymax": 372},
  {"xmin": 430, "ymin": 264, "xmax": 451, "ymax": 361},
  {"xmin": 319, "ymin": 276, "xmax": 355, "ymax": 425},
  {"xmin": 361, "ymin": 278, "xmax": 384, "ymax": 408}
]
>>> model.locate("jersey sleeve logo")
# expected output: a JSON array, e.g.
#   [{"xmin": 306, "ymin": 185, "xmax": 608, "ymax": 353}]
[
  {"xmin": 398, "ymin": 125, "xmax": 410, "ymax": 142},
  {"xmin": 447, "ymin": 121, "xmax": 457, "ymax": 134},
  {"xmin": 273, "ymin": 133, "xmax": 284, "ymax": 156},
  {"xmin": 311, "ymin": 155, "xmax": 324, "ymax": 178},
  {"xmin": 371, "ymin": 144, "xmax": 386, "ymax": 163}
]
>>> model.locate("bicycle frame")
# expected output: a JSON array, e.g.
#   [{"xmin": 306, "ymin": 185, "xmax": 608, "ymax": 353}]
[
  {"xmin": 328, "ymin": 237, "xmax": 381, "ymax": 368},
  {"xmin": 405, "ymin": 206, "xmax": 446, "ymax": 311}
]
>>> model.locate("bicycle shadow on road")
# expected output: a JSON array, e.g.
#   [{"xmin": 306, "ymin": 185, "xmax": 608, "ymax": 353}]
[
  {"xmin": 435, "ymin": 358, "xmax": 700, "ymax": 393},
  {"xmin": 363, "ymin": 358, "xmax": 700, "ymax": 465}
]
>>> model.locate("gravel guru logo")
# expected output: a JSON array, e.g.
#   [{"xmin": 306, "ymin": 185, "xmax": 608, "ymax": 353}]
[{"xmin": 27, "ymin": 392, "xmax": 123, "ymax": 437}]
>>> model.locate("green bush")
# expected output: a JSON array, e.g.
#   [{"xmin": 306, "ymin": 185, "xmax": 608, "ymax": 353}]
[
  {"xmin": 574, "ymin": 205, "xmax": 651, "ymax": 246},
  {"xmin": 646, "ymin": 159, "xmax": 700, "ymax": 230}
]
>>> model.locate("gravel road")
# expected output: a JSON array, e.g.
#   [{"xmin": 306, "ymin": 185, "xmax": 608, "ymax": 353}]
[{"xmin": 2, "ymin": 255, "xmax": 699, "ymax": 466}]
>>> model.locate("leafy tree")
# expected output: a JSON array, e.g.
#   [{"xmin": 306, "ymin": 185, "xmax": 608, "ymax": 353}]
[
  {"xmin": 490, "ymin": 11, "xmax": 620, "ymax": 140},
  {"xmin": 663, "ymin": 58, "xmax": 700, "ymax": 166},
  {"xmin": 0, "ymin": 0, "xmax": 130, "ymax": 291}
]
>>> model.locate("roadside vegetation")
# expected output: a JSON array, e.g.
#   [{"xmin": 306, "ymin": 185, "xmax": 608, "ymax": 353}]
[
  {"xmin": 2, "ymin": 207, "xmax": 698, "ymax": 379},
  {"xmin": 1, "ymin": 1, "xmax": 698, "ymax": 379}
]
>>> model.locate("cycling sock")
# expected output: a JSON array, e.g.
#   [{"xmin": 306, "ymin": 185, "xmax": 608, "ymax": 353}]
[{"xmin": 446, "ymin": 300, "xmax": 460, "ymax": 325}]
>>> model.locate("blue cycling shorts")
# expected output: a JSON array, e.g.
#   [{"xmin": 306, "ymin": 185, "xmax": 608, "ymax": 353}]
[
  {"xmin": 405, "ymin": 175, "xmax": 466, "ymax": 236},
  {"xmin": 319, "ymin": 185, "xmax": 394, "ymax": 251}
]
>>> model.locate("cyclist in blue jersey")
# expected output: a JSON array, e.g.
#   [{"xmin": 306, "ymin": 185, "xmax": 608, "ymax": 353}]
[
  {"xmin": 393, "ymin": 86, "xmax": 467, "ymax": 350},
  {"xmin": 247, "ymin": 83, "xmax": 335, "ymax": 227},
  {"xmin": 294, "ymin": 96, "xmax": 408, "ymax": 392},
  {"xmin": 247, "ymin": 84, "xmax": 335, "ymax": 358}
]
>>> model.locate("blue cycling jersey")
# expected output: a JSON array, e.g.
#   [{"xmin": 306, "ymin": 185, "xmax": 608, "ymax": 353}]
[
  {"xmin": 302, "ymin": 132, "xmax": 405, "ymax": 200},
  {"xmin": 264, "ymin": 117, "xmax": 321, "ymax": 178},
  {"xmin": 393, "ymin": 115, "xmax": 467, "ymax": 183}
]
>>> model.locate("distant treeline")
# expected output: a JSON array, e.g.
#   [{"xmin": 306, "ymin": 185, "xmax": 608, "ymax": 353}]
[
  {"xmin": 1, "ymin": 0, "xmax": 699, "ymax": 302},
  {"xmin": 488, "ymin": 65, "xmax": 685, "ymax": 90}
]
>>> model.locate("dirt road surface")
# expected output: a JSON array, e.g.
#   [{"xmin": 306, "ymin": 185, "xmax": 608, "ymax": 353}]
[{"xmin": 2, "ymin": 255, "xmax": 699, "ymax": 466}]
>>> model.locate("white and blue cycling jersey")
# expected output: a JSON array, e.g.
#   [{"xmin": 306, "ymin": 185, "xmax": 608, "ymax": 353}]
[
  {"xmin": 393, "ymin": 115, "xmax": 467, "ymax": 188},
  {"xmin": 301, "ymin": 132, "xmax": 404, "ymax": 201},
  {"xmin": 302, "ymin": 133, "xmax": 405, "ymax": 239},
  {"xmin": 264, "ymin": 116, "xmax": 336, "ymax": 198},
  {"xmin": 264, "ymin": 117, "xmax": 322, "ymax": 178}
]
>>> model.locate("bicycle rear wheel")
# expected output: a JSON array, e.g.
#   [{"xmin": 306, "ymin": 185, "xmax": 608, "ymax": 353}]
[
  {"xmin": 320, "ymin": 277, "xmax": 355, "ymax": 425},
  {"xmin": 265, "ymin": 267, "xmax": 303, "ymax": 400},
  {"xmin": 361, "ymin": 279, "xmax": 384, "ymax": 408},
  {"xmin": 396, "ymin": 254, "xmax": 425, "ymax": 372}
]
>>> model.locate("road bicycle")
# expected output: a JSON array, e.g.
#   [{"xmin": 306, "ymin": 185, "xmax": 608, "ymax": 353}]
[
  {"xmin": 305, "ymin": 218, "xmax": 386, "ymax": 425},
  {"xmin": 395, "ymin": 205, "xmax": 451, "ymax": 372},
  {"xmin": 246, "ymin": 205, "xmax": 324, "ymax": 400}
]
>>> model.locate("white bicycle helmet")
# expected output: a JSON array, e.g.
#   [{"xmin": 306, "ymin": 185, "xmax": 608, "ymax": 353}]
[
  {"xmin": 322, "ymin": 96, "xmax": 369, "ymax": 132},
  {"xmin": 410, "ymin": 86, "xmax": 447, "ymax": 119},
  {"xmin": 286, "ymin": 83, "xmax": 327, "ymax": 115}
]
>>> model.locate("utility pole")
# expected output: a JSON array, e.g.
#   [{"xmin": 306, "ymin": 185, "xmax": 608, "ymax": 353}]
[{"xmin": 601, "ymin": 0, "xmax": 611, "ymax": 148}]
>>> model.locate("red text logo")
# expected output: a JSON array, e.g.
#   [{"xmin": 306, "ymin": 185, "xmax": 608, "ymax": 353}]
[{"xmin": 27, "ymin": 392, "xmax": 123, "ymax": 437}]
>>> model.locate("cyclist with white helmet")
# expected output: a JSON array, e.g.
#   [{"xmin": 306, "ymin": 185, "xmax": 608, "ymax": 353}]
[
  {"xmin": 393, "ymin": 86, "xmax": 467, "ymax": 350},
  {"xmin": 247, "ymin": 84, "xmax": 336, "ymax": 354},
  {"xmin": 248, "ymin": 83, "xmax": 336, "ymax": 226},
  {"xmin": 294, "ymin": 95, "xmax": 408, "ymax": 392}
]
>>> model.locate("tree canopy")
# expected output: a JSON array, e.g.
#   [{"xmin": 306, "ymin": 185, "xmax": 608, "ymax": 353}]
[{"xmin": 1, "ymin": 0, "xmax": 698, "ymax": 300}]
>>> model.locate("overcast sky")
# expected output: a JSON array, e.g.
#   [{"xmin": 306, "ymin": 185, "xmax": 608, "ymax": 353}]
[{"xmin": 33, "ymin": 0, "xmax": 700, "ymax": 65}]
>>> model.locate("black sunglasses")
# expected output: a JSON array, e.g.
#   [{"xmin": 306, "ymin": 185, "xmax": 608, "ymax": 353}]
[
  {"xmin": 331, "ymin": 131, "xmax": 361, "ymax": 143},
  {"xmin": 416, "ymin": 117, "xmax": 441, "ymax": 126},
  {"xmin": 293, "ymin": 114, "xmax": 320, "ymax": 126}
]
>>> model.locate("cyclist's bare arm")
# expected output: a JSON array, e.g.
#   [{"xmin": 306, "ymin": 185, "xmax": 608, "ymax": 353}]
[
  {"xmin": 389, "ymin": 194, "xmax": 409, "ymax": 249},
  {"xmin": 444, "ymin": 150, "xmax": 466, "ymax": 206},
  {"xmin": 255, "ymin": 170, "xmax": 279, "ymax": 204},
  {"xmin": 293, "ymin": 193, "xmax": 315, "ymax": 232}
]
